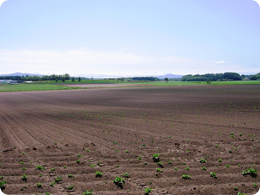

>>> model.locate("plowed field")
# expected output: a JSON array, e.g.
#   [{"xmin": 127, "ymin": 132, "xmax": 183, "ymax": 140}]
[{"xmin": 0, "ymin": 85, "xmax": 260, "ymax": 195}]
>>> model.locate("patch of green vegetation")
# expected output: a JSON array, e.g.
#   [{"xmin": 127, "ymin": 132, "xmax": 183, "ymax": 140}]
[
  {"xmin": 21, "ymin": 174, "xmax": 28, "ymax": 181},
  {"xmin": 152, "ymin": 153, "xmax": 160, "ymax": 162},
  {"xmin": 182, "ymin": 174, "xmax": 191, "ymax": 180},
  {"xmin": 95, "ymin": 171, "xmax": 103, "ymax": 178},
  {"xmin": 113, "ymin": 176, "xmax": 125, "ymax": 186},
  {"xmin": 36, "ymin": 165, "xmax": 44, "ymax": 171},
  {"xmin": 0, "ymin": 83, "xmax": 79, "ymax": 92},
  {"xmin": 50, "ymin": 182, "xmax": 56, "ymax": 187},
  {"xmin": 81, "ymin": 190, "xmax": 93, "ymax": 195},
  {"xmin": 242, "ymin": 168, "xmax": 257, "ymax": 177},
  {"xmin": 145, "ymin": 187, "xmax": 152, "ymax": 194},
  {"xmin": 201, "ymin": 166, "xmax": 207, "ymax": 170},
  {"xmin": 200, "ymin": 158, "xmax": 207, "ymax": 163},
  {"xmin": 122, "ymin": 173, "xmax": 130, "ymax": 178},
  {"xmin": 0, "ymin": 181, "xmax": 7, "ymax": 189},
  {"xmin": 210, "ymin": 172, "xmax": 217, "ymax": 178},
  {"xmin": 55, "ymin": 176, "xmax": 62, "ymax": 183},
  {"xmin": 67, "ymin": 185, "xmax": 74, "ymax": 190}
]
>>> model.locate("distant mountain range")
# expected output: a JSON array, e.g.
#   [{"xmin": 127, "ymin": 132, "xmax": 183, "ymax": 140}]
[
  {"xmin": 155, "ymin": 74, "xmax": 183, "ymax": 79},
  {"xmin": 0, "ymin": 72, "xmax": 43, "ymax": 77},
  {"xmin": 1, "ymin": 72, "xmax": 183, "ymax": 78}
]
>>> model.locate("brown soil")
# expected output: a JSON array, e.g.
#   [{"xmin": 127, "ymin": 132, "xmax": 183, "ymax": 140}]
[
  {"xmin": 0, "ymin": 85, "xmax": 259, "ymax": 195},
  {"xmin": 64, "ymin": 83, "xmax": 151, "ymax": 88}
]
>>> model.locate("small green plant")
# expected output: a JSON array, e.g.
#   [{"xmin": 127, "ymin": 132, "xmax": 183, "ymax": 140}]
[
  {"xmin": 54, "ymin": 142, "xmax": 57, "ymax": 145},
  {"xmin": 122, "ymin": 173, "xmax": 130, "ymax": 178},
  {"xmin": 201, "ymin": 166, "xmax": 207, "ymax": 170},
  {"xmin": 36, "ymin": 183, "xmax": 42, "ymax": 188},
  {"xmin": 0, "ymin": 181, "xmax": 7, "ymax": 189},
  {"xmin": 21, "ymin": 174, "xmax": 28, "ymax": 181},
  {"xmin": 157, "ymin": 161, "xmax": 164, "ymax": 167},
  {"xmin": 218, "ymin": 159, "xmax": 222, "ymax": 162},
  {"xmin": 55, "ymin": 176, "xmax": 62, "ymax": 183},
  {"xmin": 253, "ymin": 183, "xmax": 257, "ymax": 188},
  {"xmin": 68, "ymin": 174, "xmax": 74, "ymax": 178},
  {"xmin": 167, "ymin": 161, "xmax": 172, "ymax": 164},
  {"xmin": 22, "ymin": 167, "xmax": 27, "ymax": 170},
  {"xmin": 156, "ymin": 168, "xmax": 163, "ymax": 172},
  {"xmin": 152, "ymin": 154, "xmax": 160, "ymax": 162},
  {"xmin": 81, "ymin": 190, "xmax": 93, "ymax": 195},
  {"xmin": 137, "ymin": 157, "xmax": 141, "ymax": 160},
  {"xmin": 144, "ymin": 162, "xmax": 148, "ymax": 165},
  {"xmin": 68, "ymin": 185, "xmax": 74, "ymax": 190},
  {"xmin": 0, "ymin": 176, "xmax": 4, "ymax": 180},
  {"xmin": 95, "ymin": 171, "xmax": 103, "ymax": 177},
  {"xmin": 210, "ymin": 172, "xmax": 217, "ymax": 178},
  {"xmin": 77, "ymin": 154, "xmax": 82, "ymax": 157},
  {"xmin": 50, "ymin": 182, "xmax": 56, "ymax": 187},
  {"xmin": 215, "ymin": 145, "xmax": 219, "ymax": 148},
  {"xmin": 125, "ymin": 150, "xmax": 129, "ymax": 153},
  {"xmin": 226, "ymin": 164, "xmax": 230, "ymax": 168},
  {"xmin": 50, "ymin": 168, "xmax": 55, "ymax": 172},
  {"xmin": 64, "ymin": 166, "xmax": 67, "ymax": 169},
  {"xmin": 234, "ymin": 187, "xmax": 238, "ymax": 191},
  {"xmin": 76, "ymin": 159, "xmax": 81, "ymax": 164},
  {"xmin": 20, "ymin": 161, "xmax": 24, "ymax": 164},
  {"xmin": 182, "ymin": 174, "xmax": 191, "ymax": 180},
  {"xmin": 174, "ymin": 167, "xmax": 178, "ymax": 170},
  {"xmin": 22, "ymin": 152, "xmax": 26, "ymax": 155},
  {"xmin": 97, "ymin": 161, "xmax": 101, "ymax": 165},
  {"xmin": 36, "ymin": 165, "xmax": 44, "ymax": 171},
  {"xmin": 237, "ymin": 193, "xmax": 245, "ymax": 195},
  {"xmin": 113, "ymin": 176, "xmax": 125, "ymax": 187},
  {"xmin": 200, "ymin": 159, "xmax": 207, "ymax": 163},
  {"xmin": 90, "ymin": 164, "xmax": 96, "ymax": 167},
  {"xmin": 242, "ymin": 168, "xmax": 257, "ymax": 177},
  {"xmin": 145, "ymin": 187, "xmax": 152, "ymax": 194}
]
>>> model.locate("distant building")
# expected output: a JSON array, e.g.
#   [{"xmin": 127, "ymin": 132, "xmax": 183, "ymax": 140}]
[
  {"xmin": 0, "ymin": 80, "xmax": 12, "ymax": 84},
  {"xmin": 9, "ymin": 80, "xmax": 19, "ymax": 84},
  {"xmin": 24, "ymin": 81, "xmax": 33, "ymax": 83}
]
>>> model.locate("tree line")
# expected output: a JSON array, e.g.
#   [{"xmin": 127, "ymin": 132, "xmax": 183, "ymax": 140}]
[
  {"xmin": 181, "ymin": 72, "xmax": 257, "ymax": 81},
  {"xmin": 0, "ymin": 73, "xmax": 80, "ymax": 82}
]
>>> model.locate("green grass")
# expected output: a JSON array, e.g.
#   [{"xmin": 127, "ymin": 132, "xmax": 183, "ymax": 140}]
[
  {"xmin": 0, "ymin": 84, "xmax": 79, "ymax": 92},
  {"xmin": 35, "ymin": 79, "xmax": 118, "ymax": 84},
  {"xmin": 1, "ymin": 80, "xmax": 260, "ymax": 92}
]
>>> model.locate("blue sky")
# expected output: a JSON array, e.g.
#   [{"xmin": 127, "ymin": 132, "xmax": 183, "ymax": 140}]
[{"xmin": 0, "ymin": 0, "xmax": 259, "ymax": 77}]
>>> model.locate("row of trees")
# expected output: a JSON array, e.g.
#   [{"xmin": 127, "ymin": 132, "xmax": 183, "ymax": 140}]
[
  {"xmin": 181, "ymin": 72, "xmax": 251, "ymax": 81},
  {"xmin": 0, "ymin": 74, "xmax": 72, "ymax": 82}
]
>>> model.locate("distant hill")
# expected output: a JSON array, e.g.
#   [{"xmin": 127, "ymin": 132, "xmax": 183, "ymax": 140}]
[
  {"xmin": 156, "ymin": 74, "xmax": 183, "ymax": 79},
  {"xmin": 0, "ymin": 72, "xmax": 43, "ymax": 77}
]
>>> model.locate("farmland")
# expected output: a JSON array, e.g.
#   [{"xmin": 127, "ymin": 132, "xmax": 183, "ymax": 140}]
[{"xmin": 0, "ymin": 85, "xmax": 260, "ymax": 194}]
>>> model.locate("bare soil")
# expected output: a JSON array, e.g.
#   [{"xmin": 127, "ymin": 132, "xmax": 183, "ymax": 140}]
[
  {"xmin": 0, "ymin": 85, "xmax": 260, "ymax": 195},
  {"xmin": 64, "ymin": 83, "xmax": 151, "ymax": 88}
]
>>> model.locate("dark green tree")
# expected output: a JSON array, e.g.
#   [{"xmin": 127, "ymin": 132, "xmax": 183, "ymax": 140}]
[
  {"xmin": 72, "ymin": 77, "xmax": 75, "ymax": 82},
  {"xmin": 78, "ymin": 77, "xmax": 81, "ymax": 82},
  {"xmin": 165, "ymin": 77, "xmax": 169, "ymax": 83}
]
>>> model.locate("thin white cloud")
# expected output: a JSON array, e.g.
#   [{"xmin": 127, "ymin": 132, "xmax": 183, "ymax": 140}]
[
  {"xmin": 0, "ymin": 0, "xmax": 7, "ymax": 7},
  {"xmin": 0, "ymin": 49, "xmax": 256, "ymax": 76},
  {"xmin": 215, "ymin": 61, "xmax": 226, "ymax": 65}
]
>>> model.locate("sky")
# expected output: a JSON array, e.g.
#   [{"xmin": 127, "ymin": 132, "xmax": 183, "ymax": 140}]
[{"xmin": 0, "ymin": 0, "xmax": 260, "ymax": 77}]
